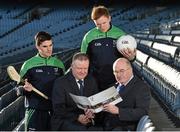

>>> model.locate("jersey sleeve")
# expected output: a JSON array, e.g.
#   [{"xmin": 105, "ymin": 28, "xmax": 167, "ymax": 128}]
[
  {"xmin": 81, "ymin": 34, "xmax": 89, "ymax": 53},
  {"xmin": 20, "ymin": 61, "xmax": 29, "ymax": 78}
]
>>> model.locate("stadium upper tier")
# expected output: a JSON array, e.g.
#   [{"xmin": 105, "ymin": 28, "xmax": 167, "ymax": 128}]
[{"xmin": 0, "ymin": 4, "xmax": 180, "ymax": 61}]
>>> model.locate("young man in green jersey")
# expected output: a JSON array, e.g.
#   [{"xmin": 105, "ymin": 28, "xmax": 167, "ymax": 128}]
[
  {"xmin": 81, "ymin": 5, "xmax": 136, "ymax": 91},
  {"xmin": 18, "ymin": 31, "xmax": 65, "ymax": 131}
]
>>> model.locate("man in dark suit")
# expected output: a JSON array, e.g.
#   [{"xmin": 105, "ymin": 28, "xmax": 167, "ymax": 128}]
[
  {"xmin": 51, "ymin": 52, "xmax": 102, "ymax": 131},
  {"xmin": 103, "ymin": 58, "xmax": 151, "ymax": 131}
]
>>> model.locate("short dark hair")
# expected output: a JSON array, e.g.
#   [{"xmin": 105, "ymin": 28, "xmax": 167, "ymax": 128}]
[
  {"xmin": 72, "ymin": 52, "xmax": 89, "ymax": 63},
  {"xmin": 34, "ymin": 31, "xmax": 52, "ymax": 46},
  {"xmin": 91, "ymin": 5, "xmax": 110, "ymax": 20}
]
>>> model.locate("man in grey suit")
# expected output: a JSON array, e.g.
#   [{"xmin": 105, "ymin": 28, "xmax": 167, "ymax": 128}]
[
  {"xmin": 103, "ymin": 58, "xmax": 151, "ymax": 131},
  {"xmin": 51, "ymin": 52, "xmax": 102, "ymax": 130}
]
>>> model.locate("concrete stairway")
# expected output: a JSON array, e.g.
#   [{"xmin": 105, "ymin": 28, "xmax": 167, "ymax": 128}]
[{"xmin": 149, "ymin": 95, "xmax": 180, "ymax": 131}]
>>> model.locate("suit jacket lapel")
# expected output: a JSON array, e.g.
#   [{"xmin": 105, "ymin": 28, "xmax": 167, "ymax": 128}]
[
  {"xmin": 83, "ymin": 77, "xmax": 89, "ymax": 96},
  {"xmin": 121, "ymin": 76, "xmax": 137, "ymax": 96},
  {"xmin": 67, "ymin": 71, "xmax": 81, "ymax": 95},
  {"xmin": 81, "ymin": 75, "xmax": 93, "ymax": 97}
]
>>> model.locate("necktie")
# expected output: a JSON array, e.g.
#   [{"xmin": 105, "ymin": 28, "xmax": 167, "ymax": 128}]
[
  {"xmin": 78, "ymin": 80, "xmax": 84, "ymax": 95},
  {"xmin": 118, "ymin": 85, "xmax": 125, "ymax": 94}
]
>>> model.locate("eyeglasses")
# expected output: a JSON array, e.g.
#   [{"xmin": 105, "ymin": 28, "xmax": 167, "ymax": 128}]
[{"xmin": 113, "ymin": 68, "xmax": 130, "ymax": 75}]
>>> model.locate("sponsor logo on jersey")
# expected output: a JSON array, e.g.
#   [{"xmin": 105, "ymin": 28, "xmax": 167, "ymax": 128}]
[
  {"xmin": 36, "ymin": 69, "xmax": 43, "ymax": 73},
  {"xmin": 94, "ymin": 43, "xmax": 102, "ymax": 46},
  {"xmin": 54, "ymin": 68, "xmax": 59, "ymax": 73}
]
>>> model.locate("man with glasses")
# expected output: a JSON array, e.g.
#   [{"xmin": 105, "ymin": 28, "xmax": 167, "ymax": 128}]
[{"xmin": 103, "ymin": 58, "xmax": 151, "ymax": 131}]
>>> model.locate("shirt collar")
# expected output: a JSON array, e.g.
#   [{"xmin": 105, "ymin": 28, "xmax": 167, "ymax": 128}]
[
  {"xmin": 76, "ymin": 79, "xmax": 84, "ymax": 82},
  {"xmin": 36, "ymin": 53, "xmax": 51, "ymax": 59}
]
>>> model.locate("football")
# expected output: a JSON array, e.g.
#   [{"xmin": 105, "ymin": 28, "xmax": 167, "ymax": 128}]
[{"xmin": 116, "ymin": 35, "xmax": 137, "ymax": 51}]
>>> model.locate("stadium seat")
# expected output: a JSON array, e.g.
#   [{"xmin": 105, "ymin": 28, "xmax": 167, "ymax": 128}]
[
  {"xmin": 0, "ymin": 88, "xmax": 17, "ymax": 110},
  {"xmin": 144, "ymin": 126, "xmax": 155, "ymax": 132},
  {"xmin": 136, "ymin": 115, "xmax": 150, "ymax": 131},
  {"xmin": 13, "ymin": 118, "xmax": 25, "ymax": 131},
  {"xmin": 136, "ymin": 115, "xmax": 155, "ymax": 131}
]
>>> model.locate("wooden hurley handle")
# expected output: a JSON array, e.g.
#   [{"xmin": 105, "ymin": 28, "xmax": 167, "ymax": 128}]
[
  {"xmin": 22, "ymin": 79, "xmax": 48, "ymax": 100},
  {"xmin": 7, "ymin": 65, "xmax": 48, "ymax": 100},
  {"xmin": 32, "ymin": 87, "xmax": 48, "ymax": 100}
]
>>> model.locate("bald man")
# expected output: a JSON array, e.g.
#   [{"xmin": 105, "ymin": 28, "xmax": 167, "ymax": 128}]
[{"xmin": 103, "ymin": 58, "xmax": 151, "ymax": 131}]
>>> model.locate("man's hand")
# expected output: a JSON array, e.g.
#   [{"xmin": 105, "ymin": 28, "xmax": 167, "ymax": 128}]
[
  {"xmin": 23, "ymin": 79, "xmax": 33, "ymax": 92},
  {"xmin": 103, "ymin": 103, "xmax": 119, "ymax": 114},
  {"xmin": 85, "ymin": 109, "xmax": 95, "ymax": 125},
  {"xmin": 120, "ymin": 48, "xmax": 136, "ymax": 61},
  {"xmin": 77, "ymin": 114, "xmax": 91, "ymax": 125},
  {"xmin": 84, "ymin": 109, "xmax": 95, "ymax": 119}
]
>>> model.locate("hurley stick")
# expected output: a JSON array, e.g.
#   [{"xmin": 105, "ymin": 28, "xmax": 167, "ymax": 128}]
[{"xmin": 7, "ymin": 66, "xmax": 48, "ymax": 99}]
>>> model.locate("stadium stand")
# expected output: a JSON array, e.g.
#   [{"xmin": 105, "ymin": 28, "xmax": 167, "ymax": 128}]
[
  {"xmin": 0, "ymin": 48, "xmax": 79, "ymax": 131},
  {"xmin": 134, "ymin": 49, "xmax": 180, "ymax": 118},
  {"xmin": 0, "ymin": 1, "xmax": 180, "ymax": 131}
]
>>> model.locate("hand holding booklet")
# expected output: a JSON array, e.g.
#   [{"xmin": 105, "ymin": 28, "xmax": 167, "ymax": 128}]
[{"xmin": 69, "ymin": 86, "xmax": 123, "ymax": 113}]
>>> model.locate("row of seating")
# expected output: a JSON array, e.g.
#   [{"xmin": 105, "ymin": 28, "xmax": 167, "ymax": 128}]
[
  {"xmin": 135, "ymin": 37, "xmax": 180, "ymax": 70},
  {"xmin": 134, "ymin": 33, "xmax": 180, "ymax": 47},
  {"xmin": 0, "ymin": 83, "xmax": 14, "ymax": 97},
  {"xmin": 0, "ymin": 96, "xmax": 25, "ymax": 131},
  {"xmin": 1, "ymin": 4, "xmax": 180, "ymax": 63},
  {"xmin": 133, "ymin": 50, "xmax": 180, "ymax": 118},
  {"xmin": 0, "ymin": 88, "xmax": 18, "ymax": 110},
  {"xmin": 162, "ymin": 30, "xmax": 180, "ymax": 35},
  {"xmin": 0, "ymin": 5, "xmax": 90, "ymax": 62},
  {"xmin": 0, "ymin": 4, "xmax": 32, "ymax": 18}
]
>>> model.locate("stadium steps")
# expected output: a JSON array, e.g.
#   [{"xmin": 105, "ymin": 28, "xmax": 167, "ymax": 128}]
[{"xmin": 149, "ymin": 93, "xmax": 177, "ymax": 130}]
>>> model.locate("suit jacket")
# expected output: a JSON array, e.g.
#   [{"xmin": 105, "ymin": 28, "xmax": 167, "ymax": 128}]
[
  {"xmin": 104, "ymin": 75, "xmax": 151, "ymax": 130},
  {"xmin": 51, "ymin": 71, "xmax": 99, "ymax": 130}
]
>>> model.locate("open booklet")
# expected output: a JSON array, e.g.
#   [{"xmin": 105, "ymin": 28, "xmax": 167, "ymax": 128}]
[{"xmin": 69, "ymin": 86, "xmax": 122, "ymax": 113}]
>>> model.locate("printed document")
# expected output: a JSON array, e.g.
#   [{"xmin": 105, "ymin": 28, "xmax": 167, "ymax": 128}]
[{"xmin": 69, "ymin": 86, "xmax": 122, "ymax": 113}]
